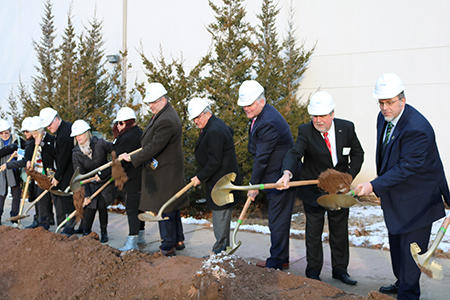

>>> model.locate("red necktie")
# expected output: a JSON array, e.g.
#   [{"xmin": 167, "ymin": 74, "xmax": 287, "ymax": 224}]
[
  {"xmin": 324, "ymin": 132, "xmax": 332, "ymax": 156},
  {"xmin": 250, "ymin": 118, "xmax": 256, "ymax": 132}
]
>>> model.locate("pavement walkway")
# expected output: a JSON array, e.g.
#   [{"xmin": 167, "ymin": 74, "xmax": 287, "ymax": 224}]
[{"xmin": 2, "ymin": 197, "xmax": 449, "ymax": 299}]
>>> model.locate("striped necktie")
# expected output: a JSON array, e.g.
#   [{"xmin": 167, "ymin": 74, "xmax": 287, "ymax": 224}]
[
  {"xmin": 324, "ymin": 132, "xmax": 332, "ymax": 156},
  {"xmin": 383, "ymin": 122, "xmax": 393, "ymax": 146}
]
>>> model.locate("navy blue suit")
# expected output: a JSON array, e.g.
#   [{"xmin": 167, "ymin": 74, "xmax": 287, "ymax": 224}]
[
  {"xmin": 371, "ymin": 104, "xmax": 450, "ymax": 299},
  {"xmin": 282, "ymin": 119, "xmax": 364, "ymax": 278},
  {"xmin": 248, "ymin": 104, "xmax": 295, "ymax": 269}
]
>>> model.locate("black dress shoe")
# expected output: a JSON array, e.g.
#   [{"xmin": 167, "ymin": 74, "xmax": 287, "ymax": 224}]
[
  {"xmin": 332, "ymin": 273, "xmax": 357, "ymax": 285},
  {"xmin": 101, "ymin": 232, "xmax": 109, "ymax": 243},
  {"xmin": 379, "ymin": 283, "xmax": 398, "ymax": 294},
  {"xmin": 306, "ymin": 274, "xmax": 321, "ymax": 281},
  {"xmin": 26, "ymin": 220, "xmax": 39, "ymax": 229},
  {"xmin": 159, "ymin": 247, "xmax": 176, "ymax": 257}
]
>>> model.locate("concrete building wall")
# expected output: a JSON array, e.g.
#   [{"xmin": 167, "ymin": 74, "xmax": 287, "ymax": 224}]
[{"xmin": 1, "ymin": 0, "xmax": 449, "ymax": 184}]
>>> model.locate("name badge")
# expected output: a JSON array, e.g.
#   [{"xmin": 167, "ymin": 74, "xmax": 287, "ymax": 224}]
[{"xmin": 342, "ymin": 147, "xmax": 351, "ymax": 156}]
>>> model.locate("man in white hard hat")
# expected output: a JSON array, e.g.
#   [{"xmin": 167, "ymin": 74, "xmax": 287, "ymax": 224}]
[
  {"xmin": 357, "ymin": 73, "xmax": 450, "ymax": 299},
  {"xmin": 277, "ymin": 91, "xmax": 364, "ymax": 284},
  {"xmin": 0, "ymin": 119, "xmax": 20, "ymax": 225},
  {"xmin": 120, "ymin": 83, "xmax": 188, "ymax": 256},
  {"xmin": 39, "ymin": 107, "xmax": 75, "ymax": 234},
  {"xmin": 188, "ymin": 97, "xmax": 243, "ymax": 254},
  {"xmin": 237, "ymin": 79, "xmax": 296, "ymax": 270}
]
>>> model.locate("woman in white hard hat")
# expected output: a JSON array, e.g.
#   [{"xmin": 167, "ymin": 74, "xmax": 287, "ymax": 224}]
[
  {"xmin": 71, "ymin": 120, "xmax": 114, "ymax": 243},
  {"xmin": 111, "ymin": 107, "xmax": 144, "ymax": 251},
  {"xmin": 0, "ymin": 119, "xmax": 21, "ymax": 225}
]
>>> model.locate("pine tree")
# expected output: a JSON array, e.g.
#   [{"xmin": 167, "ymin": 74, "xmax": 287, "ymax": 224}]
[
  {"xmin": 31, "ymin": 0, "xmax": 58, "ymax": 110},
  {"xmin": 55, "ymin": 6, "xmax": 78, "ymax": 121},
  {"xmin": 279, "ymin": 3, "xmax": 315, "ymax": 139},
  {"xmin": 204, "ymin": 0, "xmax": 255, "ymax": 183}
]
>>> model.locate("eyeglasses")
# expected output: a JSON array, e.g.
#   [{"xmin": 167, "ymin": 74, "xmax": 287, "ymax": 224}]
[
  {"xmin": 378, "ymin": 99, "xmax": 399, "ymax": 108},
  {"xmin": 117, "ymin": 121, "xmax": 125, "ymax": 126},
  {"xmin": 0, "ymin": 131, "xmax": 10, "ymax": 135},
  {"xmin": 193, "ymin": 112, "xmax": 206, "ymax": 121}
]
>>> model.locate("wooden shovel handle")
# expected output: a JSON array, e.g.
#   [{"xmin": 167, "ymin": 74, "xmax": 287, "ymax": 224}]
[
  {"xmin": 18, "ymin": 133, "xmax": 42, "ymax": 215},
  {"xmin": 238, "ymin": 197, "xmax": 252, "ymax": 222},
  {"xmin": 261, "ymin": 179, "xmax": 319, "ymax": 190}
]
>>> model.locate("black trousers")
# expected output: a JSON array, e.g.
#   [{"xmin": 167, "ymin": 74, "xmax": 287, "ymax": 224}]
[
  {"xmin": 159, "ymin": 209, "xmax": 184, "ymax": 251},
  {"xmin": 124, "ymin": 192, "xmax": 145, "ymax": 235},
  {"xmin": 36, "ymin": 185, "xmax": 53, "ymax": 228},
  {"xmin": 265, "ymin": 188, "xmax": 296, "ymax": 269},
  {"xmin": 389, "ymin": 224, "xmax": 431, "ymax": 300},
  {"xmin": 303, "ymin": 202, "xmax": 350, "ymax": 277},
  {"xmin": 83, "ymin": 195, "xmax": 108, "ymax": 234}
]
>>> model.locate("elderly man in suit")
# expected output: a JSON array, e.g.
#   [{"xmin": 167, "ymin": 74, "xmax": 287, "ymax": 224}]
[
  {"xmin": 357, "ymin": 73, "xmax": 450, "ymax": 299},
  {"xmin": 188, "ymin": 97, "xmax": 243, "ymax": 254},
  {"xmin": 238, "ymin": 80, "xmax": 296, "ymax": 270},
  {"xmin": 120, "ymin": 83, "xmax": 188, "ymax": 256},
  {"xmin": 40, "ymin": 108, "xmax": 75, "ymax": 235},
  {"xmin": 277, "ymin": 91, "xmax": 364, "ymax": 284}
]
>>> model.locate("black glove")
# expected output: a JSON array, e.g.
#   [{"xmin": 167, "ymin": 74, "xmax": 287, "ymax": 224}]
[{"xmin": 5, "ymin": 144, "xmax": 18, "ymax": 152}]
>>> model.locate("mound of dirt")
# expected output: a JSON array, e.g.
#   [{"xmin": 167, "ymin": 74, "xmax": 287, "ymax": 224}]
[{"xmin": 0, "ymin": 226, "xmax": 392, "ymax": 299}]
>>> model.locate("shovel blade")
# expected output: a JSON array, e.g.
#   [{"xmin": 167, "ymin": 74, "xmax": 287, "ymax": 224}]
[
  {"xmin": 211, "ymin": 173, "xmax": 237, "ymax": 206},
  {"xmin": 317, "ymin": 193, "xmax": 358, "ymax": 210},
  {"xmin": 69, "ymin": 168, "xmax": 82, "ymax": 191},
  {"xmin": 138, "ymin": 212, "xmax": 168, "ymax": 222},
  {"xmin": 225, "ymin": 241, "xmax": 242, "ymax": 255}
]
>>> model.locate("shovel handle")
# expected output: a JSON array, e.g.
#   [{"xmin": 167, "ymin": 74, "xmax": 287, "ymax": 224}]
[
  {"xmin": 55, "ymin": 178, "xmax": 114, "ymax": 233},
  {"xmin": 24, "ymin": 189, "xmax": 50, "ymax": 215},
  {"xmin": 237, "ymin": 197, "xmax": 252, "ymax": 224},
  {"xmin": 18, "ymin": 133, "xmax": 41, "ymax": 216},
  {"xmin": 259, "ymin": 179, "xmax": 319, "ymax": 190},
  {"xmin": 80, "ymin": 148, "xmax": 143, "ymax": 179},
  {"xmin": 80, "ymin": 177, "xmax": 98, "ymax": 185}
]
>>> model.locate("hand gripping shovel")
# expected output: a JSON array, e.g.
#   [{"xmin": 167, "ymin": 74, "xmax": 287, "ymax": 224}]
[
  {"xmin": 14, "ymin": 134, "xmax": 41, "ymax": 228},
  {"xmin": 211, "ymin": 172, "xmax": 319, "ymax": 206},
  {"xmin": 138, "ymin": 181, "xmax": 194, "ymax": 222},
  {"xmin": 69, "ymin": 148, "xmax": 142, "ymax": 185},
  {"xmin": 55, "ymin": 178, "xmax": 114, "ymax": 233},
  {"xmin": 410, "ymin": 213, "xmax": 450, "ymax": 280},
  {"xmin": 226, "ymin": 196, "xmax": 252, "ymax": 255}
]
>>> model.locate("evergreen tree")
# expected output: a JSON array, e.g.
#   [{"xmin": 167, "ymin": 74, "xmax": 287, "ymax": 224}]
[
  {"xmin": 279, "ymin": 3, "xmax": 315, "ymax": 139},
  {"xmin": 204, "ymin": 0, "xmax": 255, "ymax": 183},
  {"xmin": 254, "ymin": 0, "xmax": 284, "ymax": 105},
  {"xmin": 55, "ymin": 6, "xmax": 78, "ymax": 121},
  {"xmin": 31, "ymin": 0, "xmax": 58, "ymax": 110}
]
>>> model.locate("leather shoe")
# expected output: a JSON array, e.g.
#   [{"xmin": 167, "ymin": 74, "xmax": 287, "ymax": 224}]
[
  {"xmin": 100, "ymin": 232, "xmax": 109, "ymax": 243},
  {"xmin": 175, "ymin": 241, "xmax": 185, "ymax": 250},
  {"xmin": 26, "ymin": 220, "xmax": 39, "ymax": 229},
  {"xmin": 256, "ymin": 261, "xmax": 289, "ymax": 270},
  {"xmin": 306, "ymin": 274, "xmax": 321, "ymax": 281},
  {"xmin": 332, "ymin": 273, "xmax": 357, "ymax": 285},
  {"xmin": 160, "ymin": 247, "xmax": 176, "ymax": 257},
  {"xmin": 379, "ymin": 283, "xmax": 398, "ymax": 294}
]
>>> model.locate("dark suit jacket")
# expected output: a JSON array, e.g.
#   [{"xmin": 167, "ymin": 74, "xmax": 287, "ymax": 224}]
[
  {"xmin": 371, "ymin": 104, "xmax": 450, "ymax": 234},
  {"xmin": 131, "ymin": 102, "xmax": 188, "ymax": 213},
  {"xmin": 282, "ymin": 118, "xmax": 364, "ymax": 206},
  {"xmin": 54, "ymin": 120, "xmax": 74, "ymax": 190},
  {"xmin": 195, "ymin": 115, "xmax": 243, "ymax": 210},
  {"xmin": 248, "ymin": 104, "xmax": 294, "ymax": 195}
]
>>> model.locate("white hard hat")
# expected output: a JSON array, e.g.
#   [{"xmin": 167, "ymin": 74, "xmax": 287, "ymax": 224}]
[
  {"xmin": 21, "ymin": 117, "xmax": 32, "ymax": 131},
  {"xmin": 373, "ymin": 73, "xmax": 405, "ymax": 99},
  {"xmin": 188, "ymin": 98, "xmax": 209, "ymax": 120},
  {"xmin": 143, "ymin": 83, "xmax": 167, "ymax": 103},
  {"xmin": 71, "ymin": 120, "xmax": 91, "ymax": 137},
  {"xmin": 39, "ymin": 107, "xmax": 58, "ymax": 127},
  {"xmin": 0, "ymin": 119, "xmax": 11, "ymax": 132},
  {"xmin": 114, "ymin": 107, "xmax": 136, "ymax": 122},
  {"xmin": 238, "ymin": 80, "xmax": 264, "ymax": 106},
  {"xmin": 308, "ymin": 91, "xmax": 336, "ymax": 116},
  {"xmin": 28, "ymin": 116, "xmax": 44, "ymax": 132}
]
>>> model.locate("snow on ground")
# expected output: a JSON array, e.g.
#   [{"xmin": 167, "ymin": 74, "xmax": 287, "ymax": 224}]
[
  {"xmin": 180, "ymin": 205, "xmax": 450, "ymax": 253},
  {"xmin": 108, "ymin": 202, "xmax": 450, "ymax": 253}
]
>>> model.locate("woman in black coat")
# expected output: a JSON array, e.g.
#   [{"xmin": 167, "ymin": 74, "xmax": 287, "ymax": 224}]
[
  {"xmin": 71, "ymin": 120, "xmax": 113, "ymax": 243},
  {"xmin": 112, "ymin": 107, "xmax": 144, "ymax": 251}
]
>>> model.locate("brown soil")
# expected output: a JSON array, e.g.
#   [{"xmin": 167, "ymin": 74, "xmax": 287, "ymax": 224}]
[{"xmin": 0, "ymin": 225, "xmax": 393, "ymax": 300}]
